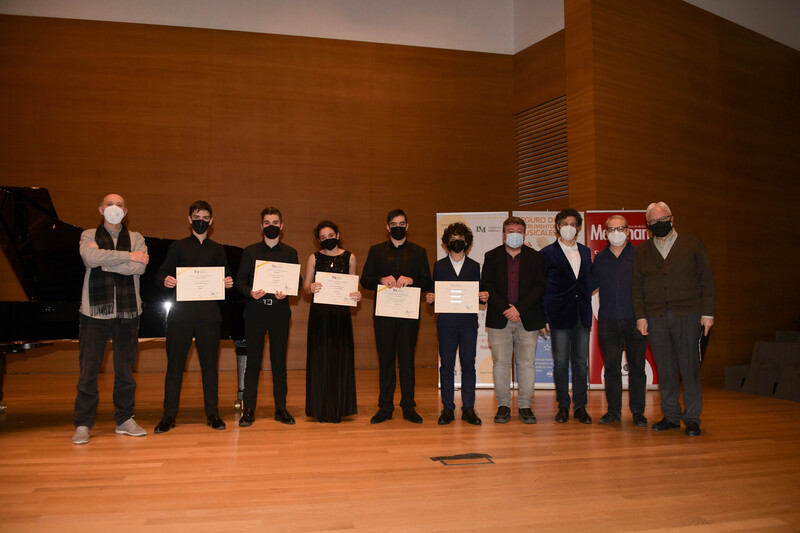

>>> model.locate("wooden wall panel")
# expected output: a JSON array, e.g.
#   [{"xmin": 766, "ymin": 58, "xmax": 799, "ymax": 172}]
[
  {"xmin": 565, "ymin": 0, "xmax": 800, "ymax": 377},
  {"xmin": 0, "ymin": 15, "xmax": 515, "ymax": 374}
]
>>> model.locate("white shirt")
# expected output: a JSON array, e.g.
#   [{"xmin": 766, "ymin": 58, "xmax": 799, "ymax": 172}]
[
  {"xmin": 558, "ymin": 239, "xmax": 581, "ymax": 278},
  {"xmin": 448, "ymin": 255, "xmax": 464, "ymax": 276}
]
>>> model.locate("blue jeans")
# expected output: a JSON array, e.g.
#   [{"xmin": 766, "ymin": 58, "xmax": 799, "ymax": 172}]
[
  {"xmin": 551, "ymin": 325, "xmax": 590, "ymax": 410},
  {"xmin": 487, "ymin": 322, "xmax": 538, "ymax": 409}
]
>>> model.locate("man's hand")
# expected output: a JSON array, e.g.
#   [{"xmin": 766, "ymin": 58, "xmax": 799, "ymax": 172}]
[
  {"xmin": 637, "ymin": 318, "xmax": 648, "ymax": 336},
  {"xmin": 425, "ymin": 292, "xmax": 435, "ymax": 304},
  {"xmin": 129, "ymin": 251, "xmax": 149, "ymax": 264},
  {"xmin": 224, "ymin": 276, "xmax": 233, "ymax": 289},
  {"xmin": 251, "ymin": 289, "xmax": 266, "ymax": 300},
  {"xmin": 540, "ymin": 325, "xmax": 549, "ymax": 338},
  {"xmin": 503, "ymin": 304, "xmax": 521, "ymax": 323},
  {"xmin": 274, "ymin": 290, "xmax": 286, "ymax": 300},
  {"xmin": 164, "ymin": 275, "xmax": 177, "ymax": 288},
  {"xmin": 701, "ymin": 316, "xmax": 714, "ymax": 336},
  {"xmin": 381, "ymin": 275, "xmax": 397, "ymax": 288},
  {"xmin": 479, "ymin": 291, "xmax": 489, "ymax": 303},
  {"xmin": 395, "ymin": 275, "xmax": 413, "ymax": 288}
]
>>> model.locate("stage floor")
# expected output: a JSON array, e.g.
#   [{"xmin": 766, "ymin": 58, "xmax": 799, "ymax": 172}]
[{"xmin": 1, "ymin": 369, "xmax": 799, "ymax": 532}]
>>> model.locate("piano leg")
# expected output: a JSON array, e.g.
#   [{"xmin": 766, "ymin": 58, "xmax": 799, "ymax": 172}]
[{"xmin": 234, "ymin": 341, "xmax": 247, "ymax": 410}]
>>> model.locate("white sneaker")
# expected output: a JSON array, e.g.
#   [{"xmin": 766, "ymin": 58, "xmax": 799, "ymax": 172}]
[
  {"xmin": 72, "ymin": 425, "xmax": 90, "ymax": 445},
  {"xmin": 115, "ymin": 417, "xmax": 147, "ymax": 437}
]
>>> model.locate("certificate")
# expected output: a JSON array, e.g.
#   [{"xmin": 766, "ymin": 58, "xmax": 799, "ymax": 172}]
[
  {"xmin": 252, "ymin": 260, "xmax": 301, "ymax": 296},
  {"xmin": 375, "ymin": 284, "xmax": 421, "ymax": 319},
  {"xmin": 313, "ymin": 272, "xmax": 359, "ymax": 307},
  {"xmin": 176, "ymin": 266, "xmax": 225, "ymax": 301},
  {"xmin": 434, "ymin": 281, "xmax": 479, "ymax": 314}
]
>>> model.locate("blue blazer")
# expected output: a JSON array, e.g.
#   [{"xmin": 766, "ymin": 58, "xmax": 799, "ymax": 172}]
[
  {"xmin": 431, "ymin": 255, "xmax": 480, "ymax": 329},
  {"xmin": 541, "ymin": 241, "xmax": 593, "ymax": 329}
]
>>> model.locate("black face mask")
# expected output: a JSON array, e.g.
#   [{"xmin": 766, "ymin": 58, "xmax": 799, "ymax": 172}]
[
  {"xmin": 263, "ymin": 225, "xmax": 281, "ymax": 239},
  {"xmin": 320, "ymin": 238, "xmax": 338, "ymax": 251},
  {"xmin": 390, "ymin": 226, "xmax": 407, "ymax": 240},
  {"xmin": 191, "ymin": 219, "xmax": 210, "ymax": 235},
  {"xmin": 649, "ymin": 220, "xmax": 673, "ymax": 238},
  {"xmin": 447, "ymin": 239, "xmax": 466, "ymax": 253}
]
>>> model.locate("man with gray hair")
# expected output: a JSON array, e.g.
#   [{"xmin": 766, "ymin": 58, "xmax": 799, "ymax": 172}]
[
  {"xmin": 633, "ymin": 202, "xmax": 715, "ymax": 437},
  {"xmin": 72, "ymin": 193, "xmax": 149, "ymax": 445}
]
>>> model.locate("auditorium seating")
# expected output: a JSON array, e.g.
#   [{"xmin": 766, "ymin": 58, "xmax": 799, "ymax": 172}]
[{"xmin": 724, "ymin": 331, "xmax": 800, "ymax": 402}]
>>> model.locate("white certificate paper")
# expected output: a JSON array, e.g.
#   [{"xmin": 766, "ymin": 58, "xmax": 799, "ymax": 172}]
[
  {"xmin": 313, "ymin": 272, "xmax": 359, "ymax": 307},
  {"xmin": 252, "ymin": 260, "xmax": 301, "ymax": 296},
  {"xmin": 434, "ymin": 281, "xmax": 479, "ymax": 314},
  {"xmin": 176, "ymin": 266, "xmax": 225, "ymax": 301},
  {"xmin": 375, "ymin": 284, "xmax": 421, "ymax": 319}
]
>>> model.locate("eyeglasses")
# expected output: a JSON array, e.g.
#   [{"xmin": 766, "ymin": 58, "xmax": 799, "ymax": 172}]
[
  {"xmin": 647, "ymin": 215, "xmax": 673, "ymax": 226},
  {"xmin": 606, "ymin": 226, "xmax": 628, "ymax": 233}
]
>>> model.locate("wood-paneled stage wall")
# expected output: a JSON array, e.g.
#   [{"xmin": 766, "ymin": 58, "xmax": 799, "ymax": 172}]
[{"xmin": 2, "ymin": 0, "xmax": 799, "ymax": 379}]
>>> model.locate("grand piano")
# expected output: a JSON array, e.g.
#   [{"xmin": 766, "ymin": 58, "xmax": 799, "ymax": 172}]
[{"xmin": 0, "ymin": 186, "xmax": 248, "ymax": 412}]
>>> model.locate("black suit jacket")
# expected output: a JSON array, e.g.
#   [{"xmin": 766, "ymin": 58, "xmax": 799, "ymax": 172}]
[
  {"xmin": 361, "ymin": 240, "xmax": 432, "ymax": 314},
  {"xmin": 480, "ymin": 244, "xmax": 546, "ymax": 331}
]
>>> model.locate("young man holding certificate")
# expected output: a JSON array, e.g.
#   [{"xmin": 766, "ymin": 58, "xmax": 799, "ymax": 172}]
[
  {"xmin": 425, "ymin": 222, "xmax": 488, "ymax": 426},
  {"xmin": 361, "ymin": 209, "xmax": 432, "ymax": 424},
  {"xmin": 234, "ymin": 207, "xmax": 301, "ymax": 427},
  {"xmin": 153, "ymin": 201, "xmax": 233, "ymax": 434}
]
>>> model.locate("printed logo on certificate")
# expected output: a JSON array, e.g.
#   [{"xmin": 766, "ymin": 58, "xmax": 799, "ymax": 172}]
[
  {"xmin": 375, "ymin": 284, "xmax": 421, "ymax": 319},
  {"xmin": 252, "ymin": 260, "xmax": 301, "ymax": 296},
  {"xmin": 176, "ymin": 266, "xmax": 225, "ymax": 301},
  {"xmin": 434, "ymin": 281, "xmax": 479, "ymax": 314},
  {"xmin": 313, "ymin": 272, "xmax": 359, "ymax": 307}
]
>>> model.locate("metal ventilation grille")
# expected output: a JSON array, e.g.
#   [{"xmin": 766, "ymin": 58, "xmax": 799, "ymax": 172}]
[{"xmin": 516, "ymin": 95, "xmax": 567, "ymax": 205}]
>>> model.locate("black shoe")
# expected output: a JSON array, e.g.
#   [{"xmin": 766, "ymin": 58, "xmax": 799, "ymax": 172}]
[
  {"xmin": 437, "ymin": 408, "xmax": 455, "ymax": 425},
  {"xmin": 239, "ymin": 409, "xmax": 255, "ymax": 427},
  {"xmin": 518, "ymin": 408, "xmax": 537, "ymax": 424},
  {"xmin": 494, "ymin": 406, "xmax": 511, "ymax": 423},
  {"xmin": 154, "ymin": 415, "xmax": 176, "ymax": 434},
  {"xmin": 651, "ymin": 418, "xmax": 680, "ymax": 431},
  {"xmin": 370, "ymin": 408, "xmax": 392, "ymax": 424},
  {"xmin": 207, "ymin": 415, "xmax": 226, "ymax": 430},
  {"xmin": 403, "ymin": 408, "xmax": 423, "ymax": 424},
  {"xmin": 461, "ymin": 408, "xmax": 482, "ymax": 425},
  {"xmin": 633, "ymin": 414, "xmax": 649, "ymax": 427},
  {"xmin": 555, "ymin": 407, "xmax": 569, "ymax": 423},
  {"xmin": 598, "ymin": 412, "xmax": 620, "ymax": 424},
  {"xmin": 574, "ymin": 407, "xmax": 592, "ymax": 424},
  {"xmin": 685, "ymin": 421, "xmax": 701, "ymax": 437},
  {"xmin": 274, "ymin": 408, "xmax": 295, "ymax": 425}
]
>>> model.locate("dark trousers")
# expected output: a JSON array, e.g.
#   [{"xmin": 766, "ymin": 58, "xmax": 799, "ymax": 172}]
[
  {"xmin": 551, "ymin": 324, "xmax": 590, "ymax": 411},
  {"xmin": 374, "ymin": 316, "xmax": 419, "ymax": 412},
  {"xmin": 647, "ymin": 310, "xmax": 703, "ymax": 425},
  {"xmin": 437, "ymin": 325, "xmax": 478, "ymax": 411},
  {"xmin": 163, "ymin": 319, "xmax": 221, "ymax": 419},
  {"xmin": 243, "ymin": 301, "xmax": 290, "ymax": 411},
  {"xmin": 597, "ymin": 318, "xmax": 647, "ymax": 416},
  {"xmin": 74, "ymin": 314, "xmax": 140, "ymax": 428}
]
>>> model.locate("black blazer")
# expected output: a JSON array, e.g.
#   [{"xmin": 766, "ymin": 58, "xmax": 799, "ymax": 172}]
[
  {"xmin": 480, "ymin": 244, "xmax": 546, "ymax": 331},
  {"xmin": 361, "ymin": 240, "xmax": 432, "ymax": 311},
  {"xmin": 431, "ymin": 255, "xmax": 481, "ymax": 329}
]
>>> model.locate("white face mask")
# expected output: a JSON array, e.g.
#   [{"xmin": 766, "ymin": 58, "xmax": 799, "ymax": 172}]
[
  {"xmin": 607, "ymin": 230, "xmax": 627, "ymax": 247},
  {"xmin": 103, "ymin": 205, "xmax": 125, "ymax": 225},
  {"xmin": 559, "ymin": 225, "xmax": 577, "ymax": 241},
  {"xmin": 505, "ymin": 232, "xmax": 524, "ymax": 249}
]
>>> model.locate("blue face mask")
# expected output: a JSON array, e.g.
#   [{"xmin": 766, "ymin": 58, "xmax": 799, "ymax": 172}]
[{"xmin": 505, "ymin": 232, "xmax": 524, "ymax": 249}]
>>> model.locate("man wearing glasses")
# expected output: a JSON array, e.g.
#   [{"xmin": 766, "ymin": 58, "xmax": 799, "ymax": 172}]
[
  {"xmin": 633, "ymin": 202, "xmax": 715, "ymax": 437},
  {"xmin": 541, "ymin": 208, "xmax": 594, "ymax": 425},
  {"xmin": 592, "ymin": 215, "xmax": 648, "ymax": 428}
]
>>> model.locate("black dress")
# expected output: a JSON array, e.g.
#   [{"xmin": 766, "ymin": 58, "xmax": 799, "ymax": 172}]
[{"xmin": 305, "ymin": 251, "xmax": 357, "ymax": 422}]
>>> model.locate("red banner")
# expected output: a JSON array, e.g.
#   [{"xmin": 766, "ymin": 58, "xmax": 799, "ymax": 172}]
[{"xmin": 586, "ymin": 211, "xmax": 659, "ymax": 389}]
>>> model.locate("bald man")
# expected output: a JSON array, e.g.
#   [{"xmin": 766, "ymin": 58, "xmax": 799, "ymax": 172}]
[{"xmin": 72, "ymin": 194, "xmax": 149, "ymax": 445}]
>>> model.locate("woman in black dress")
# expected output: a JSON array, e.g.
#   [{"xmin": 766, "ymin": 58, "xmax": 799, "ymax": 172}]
[{"xmin": 304, "ymin": 220, "xmax": 361, "ymax": 422}]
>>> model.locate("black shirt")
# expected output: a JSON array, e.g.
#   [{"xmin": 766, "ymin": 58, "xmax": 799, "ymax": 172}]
[
  {"xmin": 234, "ymin": 240, "xmax": 302, "ymax": 305},
  {"xmin": 155, "ymin": 234, "xmax": 231, "ymax": 322},
  {"xmin": 591, "ymin": 241, "xmax": 637, "ymax": 320}
]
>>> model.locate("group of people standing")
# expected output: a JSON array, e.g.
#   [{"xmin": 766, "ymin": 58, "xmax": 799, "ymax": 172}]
[{"xmin": 71, "ymin": 195, "xmax": 715, "ymax": 446}]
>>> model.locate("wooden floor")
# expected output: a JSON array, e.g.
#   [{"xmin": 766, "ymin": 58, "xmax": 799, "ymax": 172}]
[{"xmin": 1, "ymin": 369, "xmax": 799, "ymax": 533}]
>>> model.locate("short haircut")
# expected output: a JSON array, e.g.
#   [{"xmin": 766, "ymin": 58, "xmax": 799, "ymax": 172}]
[
  {"xmin": 441, "ymin": 222, "xmax": 474, "ymax": 249},
  {"xmin": 645, "ymin": 202, "xmax": 672, "ymax": 220},
  {"xmin": 386, "ymin": 208, "xmax": 407, "ymax": 225},
  {"xmin": 554, "ymin": 208, "xmax": 582, "ymax": 228},
  {"xmin": 502, "ymin": 216, "xmax": 526, "ymax": 233},
  {"xmin": 605, "ymin": 214, "xmax": 628, "ymax": 229},
  {"xmin": 189, "ymin": 200, "xmax": 212, "ymax": 217},
  {"xmin": 260, "ymin": 206, "xmax": 282, "ymax": 223},
  {"xmin": 313, "ymin": 220, "xmax": 339, "ymax": 239}
]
